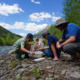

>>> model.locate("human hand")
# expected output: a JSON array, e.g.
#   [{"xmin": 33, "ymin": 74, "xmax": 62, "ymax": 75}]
[
  {"xmin": 56, "ymin": 42, "xmax": 60, "ymax": 48},
  {"xmin": 57, "ymin": 44, "xmax": 63, "ymax": 49},
  {"xmin": 38, "ymin": 48, "xmax": 42, "ymax": 51},
  {"xmin": 32, "ymin": 49, "xmax": 35, "ymax": 52},
  {"xmin": 30, "ymin": 52, "xmax": 35, "ymax": 55}
]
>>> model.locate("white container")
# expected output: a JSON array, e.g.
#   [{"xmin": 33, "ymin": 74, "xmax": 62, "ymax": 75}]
[{"xmin": 29, "ymin": 51, "xmax": 43, "ymax": 58}]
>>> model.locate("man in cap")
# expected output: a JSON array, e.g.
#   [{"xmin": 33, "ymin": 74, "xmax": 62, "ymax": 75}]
[
  {"xmin": 39, "ymin": 31, "xmax": 61, "ymax": 61},
  {"xmin": 56, "ymin": 18, "xmax": 80, "ymax": 61},
  {"xmin": 8, "ymin": 33, "xmax": 35, "ymax": 60}
]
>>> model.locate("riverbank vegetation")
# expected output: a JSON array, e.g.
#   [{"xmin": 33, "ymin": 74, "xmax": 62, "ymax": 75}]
[{"xmin": 0, "ymin": 26, "xmax": 21, "ymax": 45}]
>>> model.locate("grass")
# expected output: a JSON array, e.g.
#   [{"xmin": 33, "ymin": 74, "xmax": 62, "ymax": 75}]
[
  {"xmin": 11, "ymin": 61, "xmax": 18, "ymax": 68},
  {"xmin": 51, "ymin": 77, "xmax": 54, "ymax": 80},
  {"xmin": 32, "ymin": 68, "xmax": 42, "ymax": 79},
  {"xmin": 32, "ymin": 68, "xmax": 41, "ymax": 73}
]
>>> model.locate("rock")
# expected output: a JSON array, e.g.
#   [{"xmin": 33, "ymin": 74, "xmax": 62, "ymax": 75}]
[
  {"xmin": 18, "ymin": 69, "xmax": 25, "ymax": 75},
  {"xmin": 22, "ymin": 64, "xmax": 30, "ymax": 68},
  {"xmin": 34, "ymin": 58, "xmax": 45, "ymax": 62},
  {"xmin": 31, "ymin": 77, "xmax": 36, "ymax": 80},
  {"xmin": 54, "ymin": 75, "xmax": 59, "ymax": 78},
  {"xmin": 46, "ymin": 78, "xmax": 51, "ymax": 80},
  {"xmin": 61, "ymin": 70, "xmax": 66, "ymax": 75},
  {"xmin": 69, "ymin": 72, "xmax": 80, "ymax": 79},
  {"xmin": 22, "ymin": 76, "xmax": 28, "ymax": 80},
  {"xmin": 46, "ymin": 66, "xmax": 52, "ymax": 69},
  {"xmin": 13, "ymin": 65, "xmax": 22, "ymax": 70},
  {"xmin": 16, "ymin": 74, "xmax": 20, "ymax": 79},
  {"xmin": 50, "ymin": 62, "xmax": 60, "ymax": 66}
]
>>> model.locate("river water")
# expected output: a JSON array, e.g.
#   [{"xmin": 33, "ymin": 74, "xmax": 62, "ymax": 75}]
[{"xmin": 0, "ymin": 46, "xmax": 13, "ymax": 54}]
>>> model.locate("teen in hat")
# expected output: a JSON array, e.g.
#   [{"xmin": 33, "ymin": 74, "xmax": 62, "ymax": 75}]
[{"xmin": 56, "ymin": 18, "xmax": 80, "ymax": 61}]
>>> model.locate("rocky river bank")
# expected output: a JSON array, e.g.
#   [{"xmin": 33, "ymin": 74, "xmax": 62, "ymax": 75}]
[{"xmin": 0, "ymin": 52, "xmax": 80, "ymax": 80}]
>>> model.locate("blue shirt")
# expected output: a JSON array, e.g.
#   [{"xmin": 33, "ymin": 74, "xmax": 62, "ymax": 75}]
[
  {"xmin": 47, "ymin": 35, "xmax": 59, "ymax": 51},
  {"xmin": 47, "ymin": 35, "xmax": 61, "ymax": 57},
  {"xmin": 62, "ymin": 23, "xmax": 80, "ymax": 42}
]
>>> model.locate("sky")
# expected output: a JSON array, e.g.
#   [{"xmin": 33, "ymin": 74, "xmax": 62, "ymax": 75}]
[{"xmin": 0, "ymin": 0, "xmax": 64, "ymax": 36}]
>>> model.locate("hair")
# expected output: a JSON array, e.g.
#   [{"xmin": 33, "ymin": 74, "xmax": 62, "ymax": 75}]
[
  {"xmin": 36, "ymin": 38, "xmax": 39, "ymax": 41},
  {"xmin": 59, "ymin": 22, "xmax": 70, "ymax": 29}
]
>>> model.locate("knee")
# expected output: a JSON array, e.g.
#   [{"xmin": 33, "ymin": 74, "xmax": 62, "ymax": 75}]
[{"xmin": 62, "ymin": 44, "xmax": 71, "ymax": 52}]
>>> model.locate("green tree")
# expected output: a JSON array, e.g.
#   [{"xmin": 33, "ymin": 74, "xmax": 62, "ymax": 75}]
[
  {"xmin": 49, "ymin": 25, "xmax": 62, "ymax": 39},
  {"xmin": 63, "ymin": 0, "xmax": 80, "ymax": 26},
  {"xmin": 6, "ymin": 33, "xmax": 11, "ymax": 45},
  {"xmin": 0, "ymin": 37, "xmax": 6, "ymax": 45}
]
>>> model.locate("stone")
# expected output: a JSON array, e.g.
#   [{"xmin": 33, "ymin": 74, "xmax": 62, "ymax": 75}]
[
  {"xmin": 54, "ymin": 75, "xmax": 59, "ymax": 78},
  {"xmin": 22, "ymin": 76, "xmax": 28, "ymax": 80},
  {"xmin": 46, "ymin": 66, "xmax": 52, "ymax": 69},
  {"xmin": 61, "ymin": 70, "xmax": 66, "ymax": 75},
  {"xmin": 50, "ymin": 62, "xmax": 59, "ymax": 66},
  {"xmin": 16, "ymin": 74, "xmax": 20, "ymax": 79},
  {"xmin": 34, "ymin": 58, "xmax": 45, "ymax": 62},
  {"xmin": 13, "ymin": 65, "xmax": 22, "ymax": 70},
  {"xmin": 46, "ymin": 78, "xmax": 51, "ymax": 80},
  {"xmin": 18, "ymin": 69, "xmax": 25, "ymax": 75},
  {"xmin": 21, "ymin": 64, "xmax": 30, "ymax": 68},
  {"xmin": 69, "ymin": 72, "xmax": 80, "ymax": 79}
]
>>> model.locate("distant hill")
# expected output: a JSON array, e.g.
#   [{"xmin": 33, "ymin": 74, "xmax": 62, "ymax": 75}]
[
  {"xmin": 34, "ymin": 24, "xmax": 62, "ymax": 39},
  {"xmin": 0, "ymin": 26, "xmax": 22, "ymax": 45},
  {"xmin": 34, "ymin": 25, "xmax": 50, "ymax": 38}
]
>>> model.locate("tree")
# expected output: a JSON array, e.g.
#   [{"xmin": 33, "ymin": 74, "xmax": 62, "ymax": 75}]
[{"xmin": 63, "ymin": 0, "xmax": 80, "ymax": 26}]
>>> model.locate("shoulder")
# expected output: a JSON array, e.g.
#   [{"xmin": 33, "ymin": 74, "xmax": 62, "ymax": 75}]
[{"xmin": 68, "ymin": 23, "xmax": 79, "ymax": 28}]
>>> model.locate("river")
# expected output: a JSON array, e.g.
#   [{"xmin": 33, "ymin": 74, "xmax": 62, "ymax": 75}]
[{"xmin": 0, "ymin": 46, "xmax": 13, "ymax": 54}]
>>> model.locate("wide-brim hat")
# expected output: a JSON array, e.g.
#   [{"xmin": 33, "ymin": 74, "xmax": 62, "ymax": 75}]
[{"xmin": 55, "ymin": 18, "xmax": 68, "ymax": 27}]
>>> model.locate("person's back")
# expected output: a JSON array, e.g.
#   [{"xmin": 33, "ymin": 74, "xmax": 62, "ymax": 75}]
[
  {"xmin": 66, "ymin": 23, "xmax": 80, "ymax": 42},
  {"xmin": 14, "ymin": 37, "xmax": 26, "ymax": 48}
]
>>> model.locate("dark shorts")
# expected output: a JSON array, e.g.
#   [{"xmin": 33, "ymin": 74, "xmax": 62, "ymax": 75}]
[{"xmin": 61, "ymin": 42, "xmax": 80, "ymax": 55}]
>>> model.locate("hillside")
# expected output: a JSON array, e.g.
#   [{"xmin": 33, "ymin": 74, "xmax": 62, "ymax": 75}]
[
  {"xmin": 34, "ymin": 25, "xmax": 50, "ymax": 38},
  {"xmin": 0, "ymin": 26, "xmax": 22, "ymax": 45},
  {"xmin": 34, "ymin": 24, "xmax": 62, "ymax": 39}
]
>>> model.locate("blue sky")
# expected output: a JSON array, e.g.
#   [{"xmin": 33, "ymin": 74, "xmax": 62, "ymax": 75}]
[{"xmin": 0, "ymin": 0, "xmax": 64, "ymax": 36}]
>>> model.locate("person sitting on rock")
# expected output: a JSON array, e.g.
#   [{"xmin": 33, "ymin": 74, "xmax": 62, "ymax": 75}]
[
  {"xmin": 8, "ymin": 33, "xmax": 35, "ymax": 60},
  {"xmin": 55, "ymin": 18, "xmax": 80, "ymax": 62},
  {"xmin": 38, "ymin": 31, "xmax": 61, "ymax": 61}
]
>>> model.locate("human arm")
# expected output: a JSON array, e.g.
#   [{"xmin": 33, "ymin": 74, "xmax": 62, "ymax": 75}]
[
  {"xmin": 56, "ymin": 39, "xmax": 65, "ymax": 48},
  {"xmin": 38, "ymin": 46, "xmax": 49, "ymax": 51},
  {"xmin": 57, "ymin": 36, "xmax": 76, "ymax": 49},
  {"xmin": 51, "ymin": 44, "xmax": 57, "ymax": 57},
  {"xmin": 21, "ymin": 47, "xmax": 35, "ymax": 55}
]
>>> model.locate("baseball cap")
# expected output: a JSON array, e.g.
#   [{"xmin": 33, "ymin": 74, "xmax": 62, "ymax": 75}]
[{"xmin": 42, "ymin": 31, "xmax": 50, "ymax": 38}]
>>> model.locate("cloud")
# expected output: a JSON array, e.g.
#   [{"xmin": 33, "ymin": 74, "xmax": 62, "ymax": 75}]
[
  {"xmin": 29, "ymin": 12, "xmax": 51, "ymax": 22},
  {"xmin": 0, "ymin": 3, "xmax": 24, "ymax": 16},
  {"xmin": 0, "ymin": 22, "xmax": 47, "ymax": 32},
  {"xmin": 31, "ymin": 0, "xmax": 40, "ymax": 4},
  {"xmin": 52, "ymin": 16, "xmax": 61, "ymax": 22},
  {"xmin": 25, "ymin": 23, "xmax": 47, "ymax": 31},
  {"xmin": 0, "ymin": 22, "xmax": 25, "ymax": 29},
  {"xmin": 19, "ymin": 33, "xmax": 26, "ymax": 37}
]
